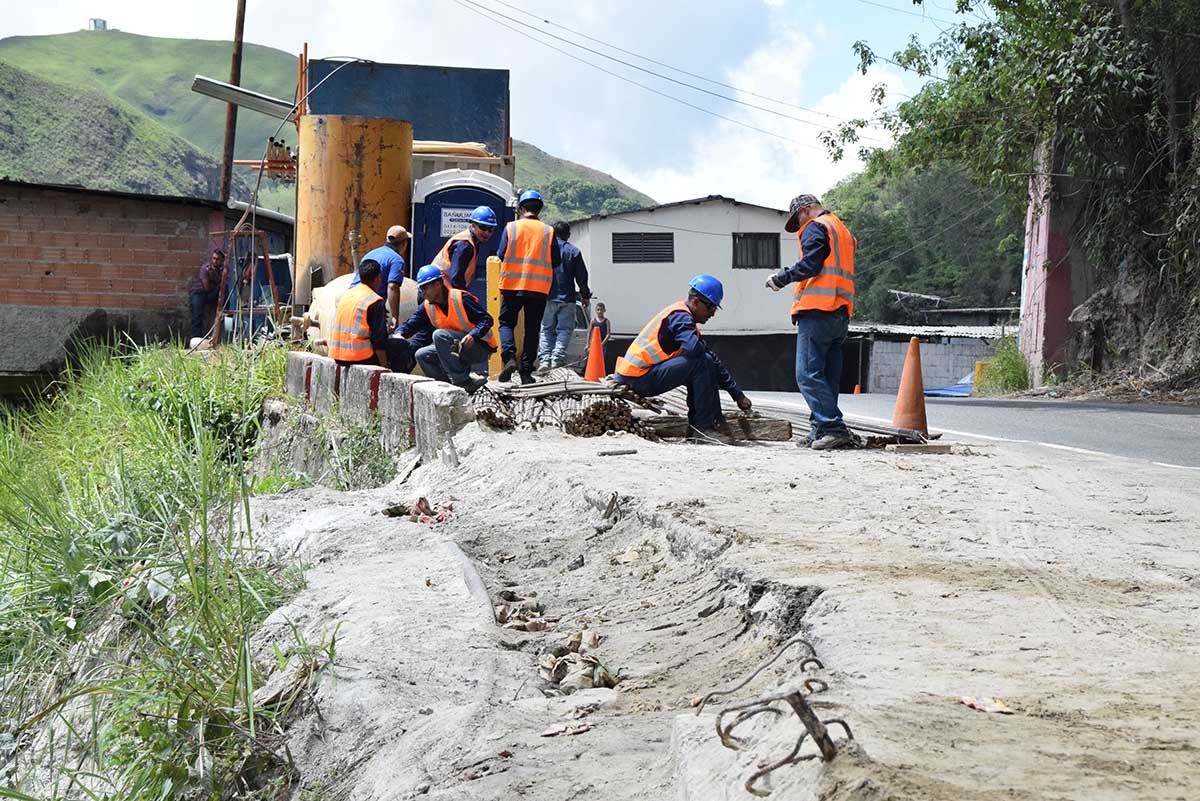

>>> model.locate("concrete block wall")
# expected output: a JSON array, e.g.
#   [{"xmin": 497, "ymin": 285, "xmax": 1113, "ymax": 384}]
[
  {"xmin": 868, "ymin": 338, "xmax": 997, "ymax": 393},
  {"xmin": 285, "ymin": 351, "xmax": 473, "ymax": 463}
]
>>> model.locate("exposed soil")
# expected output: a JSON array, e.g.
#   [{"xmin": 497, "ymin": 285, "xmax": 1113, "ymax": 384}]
[{"xmin": 245, "ymin": 423, "xmax": 1200, "ymax": 800}]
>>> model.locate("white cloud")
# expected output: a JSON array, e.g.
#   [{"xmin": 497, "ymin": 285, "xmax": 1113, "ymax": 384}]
[{"xmin": 616, "ymin": 25, "xmax": 908, "ymax": 209}]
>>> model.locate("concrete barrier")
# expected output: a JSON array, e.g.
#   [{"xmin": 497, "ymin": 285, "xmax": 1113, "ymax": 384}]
[
  {"xmin": 284, "ymin": 352, "xmax": 473, "ymax": 464},
  {"xmin": 340, "ymin": 364, "xmax": 388, "ymax": 425},
  {"xmin": 284, "ymin": 351, "xmax": 318, "ymax": 401}
]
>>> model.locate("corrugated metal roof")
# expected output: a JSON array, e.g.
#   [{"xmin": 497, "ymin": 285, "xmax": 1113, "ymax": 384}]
[{"xmin": 849, "ymin": 322, "xmax": 1009, "ymax": 339}]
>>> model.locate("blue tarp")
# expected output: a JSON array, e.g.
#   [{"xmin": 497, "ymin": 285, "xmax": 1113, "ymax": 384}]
[{"xmin": 924, "ymin": 372, "xmax": 975, "ymax": 398}]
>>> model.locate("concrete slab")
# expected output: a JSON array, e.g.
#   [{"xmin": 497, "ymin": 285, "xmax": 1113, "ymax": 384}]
[
  {"xmin": 412, "ymin": 380, "xmax": 473, "ymax": 464},
  {"xmin": 285, "ymin": 351, "xmax": 319, "ymax": 401},
  {"xmin": 377, "ymin": 372, "xmax": 424, "ymax": 454},
  {"xmin": 309, "ymin": 356, "xmax": 340, "ymax": 415},
  {"xmin": 340, "ymin": 364, "xmax": 388, "ymax": 424}
]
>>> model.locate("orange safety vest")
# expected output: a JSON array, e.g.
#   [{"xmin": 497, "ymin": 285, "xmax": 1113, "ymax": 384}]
[
  {"xmin": 431, "ymin": 229, "xmax": 477, "ymax": 288},
  {"xmin": 328, "ymin": 283, "xmax": 383, "ymax": 362},
  {"xmin": 791, "ymin": 212, "xmax": 856, "ymax": 316},
  {"xmin": 615, "ymin": 301, "xmax": 694, "ymax": 379},
  {"xmin": 423, "ymin": 288, "xmax": 499, "ymax": 350},
  {"xmin": 499, "ymin": 218, "xmax": 554, "ymax": 294}
]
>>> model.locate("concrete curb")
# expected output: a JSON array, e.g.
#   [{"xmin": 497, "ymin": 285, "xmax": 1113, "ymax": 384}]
[{"xmin": 284, "ymin": 351, "xmax": 474, "ymax": 464}]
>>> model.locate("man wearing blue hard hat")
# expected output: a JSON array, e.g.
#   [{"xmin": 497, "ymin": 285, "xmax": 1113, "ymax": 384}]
[
  {"xmin": 394, "ymin": 265, "xmax": 497, "ymax": 394},
  {"xmin": 614, "ymin": 275, "xmax": 752, "ymax": 444},
  {"xmin": 493, "ymin": 189, "xmax": 561, "ymax": 384},
  {"xmin": 431, "ymin": 206, "xmax": 497, "ymax": 290}
]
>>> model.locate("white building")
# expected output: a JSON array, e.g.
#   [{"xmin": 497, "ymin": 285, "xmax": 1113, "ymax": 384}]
[
  {"xmin": 568, "ymin": 196, "xmax": 797, "ymax": 337},
  {"xmin": 567, "ymin": 196, "xmax": 1000, "ymax": 393}
]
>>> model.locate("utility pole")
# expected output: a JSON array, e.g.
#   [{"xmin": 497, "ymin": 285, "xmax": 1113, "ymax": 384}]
[{"xmin": 218, "ymin": 0, "xmax": 248, "ymax": 204}]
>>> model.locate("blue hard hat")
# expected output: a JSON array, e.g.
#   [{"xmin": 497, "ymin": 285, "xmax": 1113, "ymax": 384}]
[
  {"xmin": 518, "ymin": 189, "xmax": 543, "ymax": 208},
  {"xmin": 688, "ymin": 274, "xmax": 724, "ymax": 308},
  {"xmin": 469, "ymin": 205, "xmax": 498, "ymax": 227},
  {"xmin": 416, "ymin": 264, "xmax": 444, "ymax": 286}
]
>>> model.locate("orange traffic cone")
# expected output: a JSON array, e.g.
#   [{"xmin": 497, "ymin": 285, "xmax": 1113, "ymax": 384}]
[
  {"xmin": 853, "ymin": 383, "xmax": 861, "ymax": 394},
  {"xmin": 584, "ymin": 324, "xmax": 606, "ymax": 382},
  {"xmin": 892, "ymin": 337, "xmax": 928, "ymax": 435}
]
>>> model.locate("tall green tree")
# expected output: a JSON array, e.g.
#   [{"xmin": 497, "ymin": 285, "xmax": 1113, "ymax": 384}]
[
  {"xmin": 829, "ymin": 0, "xmax": 1200, "ymax": 376},
  {"xmin": 825, "ymin": 161, "xmax": 1022, "ymax": 323}
]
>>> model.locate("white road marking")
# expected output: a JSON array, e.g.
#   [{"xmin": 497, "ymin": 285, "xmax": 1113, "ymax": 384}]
[{"xmin": 1152, "ymin": 461, "xmax": 1200, "ymax": 471}]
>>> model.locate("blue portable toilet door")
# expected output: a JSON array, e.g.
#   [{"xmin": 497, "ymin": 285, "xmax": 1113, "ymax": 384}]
[{"xmin": 413, "ymin": 187, "xmax": 514, "ymax": 300}]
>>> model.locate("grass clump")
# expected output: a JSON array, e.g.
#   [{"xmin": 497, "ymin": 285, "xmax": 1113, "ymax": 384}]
[
  {"xmin": 976, "ymin": 337, "xmax": 1031, "ymax": 395},
  {"xmin": 0, "ymin": 342, "xmax": 303, "ymax": 800}
]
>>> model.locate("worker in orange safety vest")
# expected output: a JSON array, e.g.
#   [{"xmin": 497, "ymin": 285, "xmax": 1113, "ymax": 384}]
[
  {"xmin": 328, "ymin": 259, "xmax": 390, "ymax": 369},
  {"xmin": 614, "ymin": 275, "xmax": 752, "ymax": 445},
  {"xmin": 766, "ymin": 193, "xmax": 856, "ymax": 451},
  {"xmin": 493, "ymin": 189, "xmax": 560, "ymax": 385}
]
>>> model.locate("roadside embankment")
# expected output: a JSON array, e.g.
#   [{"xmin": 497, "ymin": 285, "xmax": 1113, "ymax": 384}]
[{"xmin": 242, "ymin": 372, "xmax": 1200, "ymax": 800}]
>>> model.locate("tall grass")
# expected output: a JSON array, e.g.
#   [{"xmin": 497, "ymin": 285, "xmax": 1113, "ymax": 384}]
[
  {"xmin": 977, "ymin": 337, "xmax": 1031, "ymax": 395},
  {"xmin": 0, "ymin": 343, "xmax": 297, "ymax": 800}
]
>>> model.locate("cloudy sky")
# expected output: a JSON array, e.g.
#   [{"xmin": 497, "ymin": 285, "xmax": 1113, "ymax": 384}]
[{"xmin": 2, "ymin": 0, "xmax": 952, "ymax": 208}]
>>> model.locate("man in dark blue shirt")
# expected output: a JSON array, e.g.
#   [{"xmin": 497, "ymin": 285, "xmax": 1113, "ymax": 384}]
[
  {"xmin": 614, "ymin": 275, "xmax": 751, "ymax": 444},
  {"xmin": 538, "ymin": 220, "xmax": 592, "ymax": 369},
  {"xmin": 395, "ymin": 265, "xmax": 495, "ymax": 393},
  {"xmin": 350, "ymin": 225, "xmax": 409, "ymax": 324},
  {"xmin": 766, "ymin": 193, "xmax": 857, "ymax": 450}
]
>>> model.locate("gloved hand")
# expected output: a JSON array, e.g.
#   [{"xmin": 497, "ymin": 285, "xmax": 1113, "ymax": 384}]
[{"xmin": 765, "ymin": 271, "xmax": 789, "ymax": 292}]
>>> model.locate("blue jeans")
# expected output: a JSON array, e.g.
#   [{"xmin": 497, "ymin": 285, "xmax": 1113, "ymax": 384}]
[
  {"xmin": 415, "ymin": 329, "xmax": 490, "ymax": 385},
  {"xmin": 189, "ymin": 291, "xmax": 215, "ymax": 339},
  {"xmin": 795, "ymin": 311, "xmax": 850, "ymax": 438},
  {"xmin": 617, "ymin": 354, "xmax": 724, "ymax": 430},
  {"xmin": 538, "ymin": 300, "xmax": 576, "ymax": 365}
]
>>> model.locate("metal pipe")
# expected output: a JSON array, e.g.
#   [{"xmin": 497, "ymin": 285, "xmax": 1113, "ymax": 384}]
[{"xmin": 218, "ymin": 0, "xmax": 248, "ymax": 204}]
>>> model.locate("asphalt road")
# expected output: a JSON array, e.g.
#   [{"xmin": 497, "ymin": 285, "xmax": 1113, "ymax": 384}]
[{"xmin": 747, "ymin": 390, "xmax": 1200, "ymax": 469}]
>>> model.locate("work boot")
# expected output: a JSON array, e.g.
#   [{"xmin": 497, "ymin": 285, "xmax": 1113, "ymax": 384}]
[
  {"xmin": 519, "ymin": 371, "xmax": 535, "ymax": 386},
  {"xmin": 688, "ymin": 424, "xmax": 735, "ymax": 445},
  {"xmin": 810, "ymin": 432, "xmax": 853, "ymax": 451},
  {"xmin": 459, "ymin": 373, "xmax": 488, "ymax": 395},
  {"xmin": 498, "ymin": 356, "xmax": 519, "ymax": 382}
]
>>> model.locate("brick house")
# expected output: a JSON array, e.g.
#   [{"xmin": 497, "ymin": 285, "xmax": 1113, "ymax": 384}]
[{"xmin": 0, "ymin": 179, "xmax": 293, "ymax": 391}]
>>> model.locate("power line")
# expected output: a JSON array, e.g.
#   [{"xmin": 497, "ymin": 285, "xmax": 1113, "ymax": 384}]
[
  {"xmin": 451, "ymin": 0, "xmax": 826, "ymax": 149},
  {"xmin": 459, "ymin": 0, "xmax": 890, "ymax": 144},
  {"xmin": 847, "ymin": 0, "xmax": 959, "ymax": 26},
  {"xmin": 479, "ymin": 0, "xmax": 853, "ymax": 123}
]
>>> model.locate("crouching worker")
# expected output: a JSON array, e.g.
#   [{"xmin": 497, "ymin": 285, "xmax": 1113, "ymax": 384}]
[
  {"xmin": 614, "ymin": 275, "xmax": 751, "ymax": 444},
  {"xmin": 329, "ymin": 259, "xmax": 390, "ymax": 369},
  {"xmin": 396, "ymin": 265, "xmax": 496, "ymax": 394}
]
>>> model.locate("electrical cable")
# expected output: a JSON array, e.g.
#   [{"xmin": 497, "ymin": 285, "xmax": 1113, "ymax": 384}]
[
  {"xmin": 475, "ymin": 0, "xmax": 856, "ymax": 124},
  {"xmin": 450, "ymin": 0, "xmax": 826, "ymax": 149}
]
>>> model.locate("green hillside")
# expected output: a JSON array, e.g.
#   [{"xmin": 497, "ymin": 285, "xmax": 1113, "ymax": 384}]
[
  {"xmin": 0, "ymin": 60, "xmax": 239, "ymax": 198},
  {"xmin": 0, "ymin": 30, "xmax": 654, "ymax": 216}
]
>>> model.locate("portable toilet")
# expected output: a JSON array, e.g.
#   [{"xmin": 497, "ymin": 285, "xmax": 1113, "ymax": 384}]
[{"xmin": 412, "ymin": 169, "xmax": 516, "ymax": 300}]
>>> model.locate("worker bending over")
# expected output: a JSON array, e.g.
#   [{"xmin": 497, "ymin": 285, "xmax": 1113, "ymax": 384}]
[
  {"xmin": 396, "ymin": 265, "xmax": 496, "ymax": 394},
  {"xmin": 350, "ymin": 224, "xmax": 409, "ymax": 324},
  {"xmin": 431, "ymin": 206, "xmax": 497, "ymax": 290},
  {"xmin": 766, "ymin": 193, "xmax": 856, "ymax": 450},
  {"xmin": 614, "ymin": 275, "xmax": 751, "ymax": 444},
  {"xmin": 494, "ymin": 189, "xmax": 560, "ymax": 385},
  {"xmin": 329, "ymin": 260, "xmax": 390, "ymax": 369}
]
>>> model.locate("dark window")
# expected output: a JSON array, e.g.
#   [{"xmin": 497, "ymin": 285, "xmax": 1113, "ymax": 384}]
[
  {"xmin": 612, "ymin": 232, "xmax": 674, "ymax": 263},
  {"xmin": 732, "ymin": 233, "xmax": 780, "ymax": 270}
]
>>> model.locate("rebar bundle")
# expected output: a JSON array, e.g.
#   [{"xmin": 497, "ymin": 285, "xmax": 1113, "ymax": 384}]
[{"xmin": 562, "ymin": 400, "xmax": 659, "ymax": 441}]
